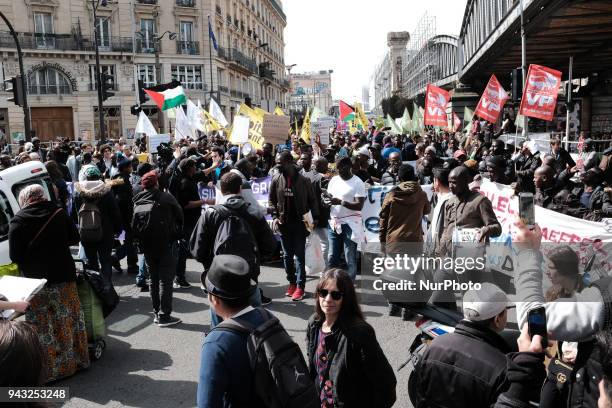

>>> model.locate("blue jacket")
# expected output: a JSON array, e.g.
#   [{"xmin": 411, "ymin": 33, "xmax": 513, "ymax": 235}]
[{"xmin": 197, "ymin": 308, "xmax": 267, "ymax": 408}]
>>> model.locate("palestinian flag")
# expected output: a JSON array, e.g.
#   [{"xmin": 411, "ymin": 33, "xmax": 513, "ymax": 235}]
[
  {"xmin": 144, "ymin": 80, "xmax": 187, "ymax": 111},
  {"xmin": 339, "ymin": 100, "xmax": 355, "ymax": 122}
]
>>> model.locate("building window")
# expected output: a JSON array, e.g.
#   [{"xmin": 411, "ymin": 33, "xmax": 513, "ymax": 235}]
[
  {"xmin": 94, "ymin": 106, "xmax": 122, "ymax": 140},
  {"xmin": 33, "ymin": 12, "xmax": 54, "ymax": 49},
  {"xmin": 89, "ymin": 65, "xmax": 116, "ymax": 90},
  {"xmin": 217, "ymin": 68, "xmax": 224, "ymax": 87},
  {"xmin": 27, "ymin": 67, "xmax": 72, "ymax": 95},
  {"xmin": 171, "ymin": 65, "xmax": 203, "ymax": 90},
  {"xmin": 96, "ymin": 17, "xmax": 111, "ymax": 49},
  {"xmin": 139, "ymin": 19, "xmax": 156, "ymax": 52},
  {"xmin": 138, "ymin": 64, "xmax": 157, "ymax": 88}
]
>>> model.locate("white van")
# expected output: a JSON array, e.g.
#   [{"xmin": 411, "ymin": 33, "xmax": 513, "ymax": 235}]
[{"xmin": 0, "ymin": 161, "xmax": 58, "ymax": 266}]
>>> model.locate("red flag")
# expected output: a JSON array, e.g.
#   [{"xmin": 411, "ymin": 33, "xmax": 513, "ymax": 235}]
[
  {"xmin": 453, "ymin": 112, "xmax": 461, "ymax": 132},
  {"xmin": 474, "ymin": 74, "xmax": 509, "ymax": 123},
  {"xmin": 424, "ymin": 84, "xmax": 450, "ymax": 127},
  {"xmin": 519, "ymin": 64, "xmax": 562, "ymax": 121}
]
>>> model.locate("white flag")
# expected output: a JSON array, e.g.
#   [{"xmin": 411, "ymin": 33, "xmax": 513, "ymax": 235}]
[
  {"xmin": 135, "ymin": 111, "xmax": 158, "ymax": 137},
  {"xmin": 174, "ymin": 107, "xmax": 191, "ymax": 140},
  {"xmin": 187, "ymin": 99, "xmax": 206, "ymax": 133},
  {"xmin": 209, "ymin": 98, "xmax": 229, "ymax": 128}
]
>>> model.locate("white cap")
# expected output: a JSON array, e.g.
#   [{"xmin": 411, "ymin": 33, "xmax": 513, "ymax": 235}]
[
  {"xmin": 357, "ymin": 146, "xmax": 370, "ymax": 157},
  {"xmin": 462, "ymin": 283, "xmax": 511, "ymax": 321}
]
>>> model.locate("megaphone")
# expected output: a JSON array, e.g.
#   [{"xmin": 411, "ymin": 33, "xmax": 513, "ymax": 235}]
[{"xmin": 241, "ymin": 142, "xmax": 253, "ymax": 156}]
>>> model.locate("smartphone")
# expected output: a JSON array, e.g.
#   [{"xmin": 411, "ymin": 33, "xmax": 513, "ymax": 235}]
[
  {"xmin": 527, "ymin": 307, "xmax": 548, "ymax": 346},
  {"xmin": 519, "ymin": 192, "xmax": 535, "ymax": 229}
]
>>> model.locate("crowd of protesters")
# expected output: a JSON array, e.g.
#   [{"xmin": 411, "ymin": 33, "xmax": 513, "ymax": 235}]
[{"xmin": 0, "ymin": 121, "xmax": 611, "ymax": 408}]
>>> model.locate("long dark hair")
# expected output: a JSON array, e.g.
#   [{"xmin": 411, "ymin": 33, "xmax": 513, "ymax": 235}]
[
  {"xmin": 0, "ymin": 320, "xmax": 45, "ymax": 386},
  {"xmin": 314, "ymin": 269, "xmax": 364, "ymax": 325}
]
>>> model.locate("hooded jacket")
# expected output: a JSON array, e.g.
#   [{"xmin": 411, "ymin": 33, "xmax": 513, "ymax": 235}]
[
  {"xmin": 76, "ymin": 180, "xmax": 123, "ymax": 244},
  {"xmin": 379, "ymin": 181, "xmax": 431, "ymax": 243},
  {"xmin": 9, "ymin": 200, "xmax": 79, "ymax": 283},
  {"xmin": 190, "ymin": 195, "xmax": 276, "ymax": 279}
]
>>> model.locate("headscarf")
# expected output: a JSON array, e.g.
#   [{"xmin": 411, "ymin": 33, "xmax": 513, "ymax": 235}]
[{"xmin": 18, "ymin": 184, "xmax": 47, "ymax": 208}]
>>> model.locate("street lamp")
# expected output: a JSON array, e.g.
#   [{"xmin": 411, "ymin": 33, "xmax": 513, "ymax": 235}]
[{"xmin": 136, "ymin": 24, "xmax": 177, "ymax": 133}]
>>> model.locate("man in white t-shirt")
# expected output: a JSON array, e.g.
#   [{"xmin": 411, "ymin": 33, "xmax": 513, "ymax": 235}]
[{"xmin": 326, "ymin": 157, "xmax": 366, "ymax": 280}]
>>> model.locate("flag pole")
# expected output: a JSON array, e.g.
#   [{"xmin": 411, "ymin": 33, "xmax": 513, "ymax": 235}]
[{"xmin": 207, "ymin": 15, "xmax": 215, "ymax": 109}]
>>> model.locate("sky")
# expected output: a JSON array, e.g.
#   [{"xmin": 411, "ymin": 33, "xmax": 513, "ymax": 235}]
[{"xmin": 283, "ymin": 0, "xmax": 467, "ymax": 106}]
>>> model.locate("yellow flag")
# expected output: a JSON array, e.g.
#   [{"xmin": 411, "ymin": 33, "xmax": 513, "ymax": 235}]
[
  {"xmin": 348, "ymin": 120, "xmax": 359, "ymax": 135},
  {"xmin": 201, "ymin": 110, "xmax": 222, "ymax": 132},
  {"xmin": 274, "ymin": 106, "xmax": 285, "ymax": 116},
  {"xmin": 237, "ymin": 103, "xmax": 265, "ymax": 149},
  {"xmin": 355, "ymin": 102, "xmax": 369, "ymax": 130},
  {"xmin": 255, "ymin": 107, "xmax": 268, "ymax": 117},
  {"xmin": 300, "ymin": 108, "xmax": 311, "ymax": 144}
]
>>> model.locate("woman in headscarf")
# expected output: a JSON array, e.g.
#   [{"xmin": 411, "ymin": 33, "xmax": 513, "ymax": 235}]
[{"xmin": 8, "ymin": 184, "xmax": 89, "ymax": 382}]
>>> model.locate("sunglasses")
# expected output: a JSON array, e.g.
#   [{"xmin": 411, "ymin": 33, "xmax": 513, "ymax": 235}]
[{"xmin": 318, "ymin": 289, "xmax": 343, "ymax": 300}]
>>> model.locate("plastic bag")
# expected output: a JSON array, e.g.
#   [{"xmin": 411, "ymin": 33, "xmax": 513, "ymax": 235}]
[{"xmin": 305, "ymin": 233, "xmax": 325, "ymax": 277}]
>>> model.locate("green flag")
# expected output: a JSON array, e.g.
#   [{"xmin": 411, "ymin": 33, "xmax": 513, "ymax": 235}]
[
  {"xmin": 400, "ymin": 108, "xmax": 412, "ymax": 133},
  {"xmin": 463, "ymin": 107, "xmax": 474, "ymax": 133},
  {"xmin": 386, "ymin": 114, "xmax": 402, "ymax": 135},
  {"xmin": 412, "ymin": 103, "xmax": 423, "ymax": 132}
]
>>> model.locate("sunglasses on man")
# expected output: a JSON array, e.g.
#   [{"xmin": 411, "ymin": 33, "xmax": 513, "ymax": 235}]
[{"xmin": 318, "ymin": 289, "xmax": 343, "ymax": 301}]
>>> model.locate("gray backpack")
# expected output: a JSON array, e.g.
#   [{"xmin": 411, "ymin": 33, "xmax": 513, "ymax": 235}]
[{"xmin": 78, "ymin": 201, "xmax": 103, "ymax": 243}]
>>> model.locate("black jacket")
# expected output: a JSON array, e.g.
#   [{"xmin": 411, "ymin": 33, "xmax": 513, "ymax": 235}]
[
  {"xmin": 112, "ymin": 174, "xmax": 134, "ymax": 232},
  {"xmin": 515, "ymin": 154, "xmax": 541, "ymax": 193},
  {"xmin": 410, "ymin": 320, "xmax": 511, "ymax": 408},
  {"xmin": 269, "ymin": 167, "xmax": 318, "ymax": 225},
  {"xmin": 551, "ymin": 148, "xmax": 576, "ymax": 175},
  {"xmin": 380, "ymin": 169, "xmax": 398, "ymax": 186},
  {"xmin": 9, "ymin": 201, "xmax": 79, "ymax": 283},
  {"xmin": 190, "ymin": 195, "xmax": 276, "ymax": 279},
  {"xmin": 306, "ymin": 315, "xmax": 397, "ymax": 408}
]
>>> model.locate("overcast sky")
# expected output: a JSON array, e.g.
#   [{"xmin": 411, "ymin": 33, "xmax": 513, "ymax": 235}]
[{"xmin": 283, "ymin": 0, "xmax": 467, "ymax": 106}]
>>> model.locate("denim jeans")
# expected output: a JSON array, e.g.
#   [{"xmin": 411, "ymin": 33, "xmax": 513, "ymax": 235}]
[
  {"xmin": 83, "ymin": 241, "xmax": 113, "ymax": 282},
  {"xmin": 328, "ymin": 224, "xmax": 358, "ymax": 281},
  {"xmin": 279, "ymin": 222, "xmax": 307, "ymax": 289},
  {"xmin": 209, "ymin": 286, "xmax": 262, "ymax": 328},
  {"xmin": 136, "ymin": 253, "xmax": 149, "ymax": 286},
  {"xmin": 144, "ymin": 244, "xmax": 177, "ymax": 316}
]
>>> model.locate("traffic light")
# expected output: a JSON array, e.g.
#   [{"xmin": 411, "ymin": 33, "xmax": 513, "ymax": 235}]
[
  {"xmin": 511, "ymin": 68, "xmax": 523, "ymax": 102},
  {"xmin": 130, "ymin": 104, "xmax": 141, "ymax": 116},
  {"xmin": 137, "ymin": 80, "xmax": 149, "ymax": 105},
  {"xmin": 100, "ymin": 72, "xmax": 114, "ymax": 101},
  {"xmin": 4, "ymin": 76, "xmax": 24, "ymax": 107}
]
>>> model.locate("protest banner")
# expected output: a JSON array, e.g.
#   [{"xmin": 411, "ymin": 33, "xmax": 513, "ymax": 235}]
[
  {"xmin": 229, "ymin": 115, "xmax": 250, "ymax": 145},
  {"xmin": 237, "ymin": 104, "xmax": 264, "ymax": 149},
  {"xmin": 312, "ymin": 116, "xmax": 334, "ymax": 145},
  {"xmin": 474, "ymin": 74, "xmax": 509, "ymax": 123},
  {"xmin": 148, "ymin": 134, "xmax": 171, "ymax": 154},
  {"xmin": 479, "ymin": 179, "xmax": 612, "ymax": 276},
  {"xmin": 263, "ymin": 114, "xmax": 291, "ymax": 146},
  {"xmin": 519, "ymin": 64, "xmax": 563, "ymax": 121},
  {"xmin": 424, "ymin": 84, "xmax": 451, "ymax": 127}
]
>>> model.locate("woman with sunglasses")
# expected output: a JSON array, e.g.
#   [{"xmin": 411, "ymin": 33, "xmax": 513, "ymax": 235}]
[{"xmin": 306, "ymin": 269, "xmax": 396, "ymax": 408}]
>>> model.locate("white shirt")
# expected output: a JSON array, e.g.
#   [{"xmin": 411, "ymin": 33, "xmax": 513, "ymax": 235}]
[
  {"xmin": 328, "ymin": 175, "xmax": 366, "ymax": 221},
  {"xmin": 430, "ymin": 191, "xmax": 452, "ymax": 242}
]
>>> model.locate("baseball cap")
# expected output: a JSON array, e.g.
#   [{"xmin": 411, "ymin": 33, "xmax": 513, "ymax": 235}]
[
  {"xmin": 357, "ymin": 146, "xmax": 370, "ymax": 157},
  {"xmin": 453, "ymin": 150, "xmax": 467, "ymax": 159},
  {"xmin": 462, "ymin": 283, "xmax": 512, "ymax": 321}
]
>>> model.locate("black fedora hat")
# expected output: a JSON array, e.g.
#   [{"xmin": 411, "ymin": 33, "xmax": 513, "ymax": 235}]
[{"xmin": 204, "ymin": 255, "xmax": 256, "ymax": 300}]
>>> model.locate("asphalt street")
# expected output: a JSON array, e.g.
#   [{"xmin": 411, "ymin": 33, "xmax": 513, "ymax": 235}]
[{"xmin": 58, "ymin": 259, "xmax": 419, "ymax": 408}]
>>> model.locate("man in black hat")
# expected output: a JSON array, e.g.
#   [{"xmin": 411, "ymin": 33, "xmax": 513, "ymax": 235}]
[
  {"xmin": 197, "ymin": 255, "xmax": 273, "ymax": 407},
  {"xmin": 112, "ymin": 158, "xmax": 138, "ymax": 274},
  {"xmin": 31, "ymin": 137, "xmax": 47, "ymax": 162}
]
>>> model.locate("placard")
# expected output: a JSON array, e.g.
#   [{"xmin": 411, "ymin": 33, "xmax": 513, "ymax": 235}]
[
  {"xmin": 230, "ymin": 115, "xmax": 250, "ymax": 144},
  {"xmin": 148, "ymin": 134, "xmax": 171, "ymax": 154},
  {"xmin": 262, "ymin": 114, "xmax": 290, "ymax": 145},
  {"xmin": 312, "ymin": 116, "xmax": 334, "ymax": 145}
]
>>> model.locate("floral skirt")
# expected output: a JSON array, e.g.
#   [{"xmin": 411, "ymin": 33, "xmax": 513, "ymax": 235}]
[{"xmin": 26, "ymin": 281, "xmax": 90, "ymax": 383}]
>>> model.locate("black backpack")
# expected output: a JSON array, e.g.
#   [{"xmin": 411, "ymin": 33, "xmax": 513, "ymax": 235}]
[
  {"xmin": 132, "ymin": 191, "xmax": 174, "ymax": 252},
  {"xmin": 214, "ymin": 307, "xmax": 320, "ymax": 408},
  {"xmin": 213, "ymin": 205, "xmax": 258, "ymax": 267}
]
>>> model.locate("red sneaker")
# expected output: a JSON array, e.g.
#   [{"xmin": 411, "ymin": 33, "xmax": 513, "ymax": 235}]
[
  {"xmin": 292, "ymin": 287, "xmax": 305, "ymax": 301},
  {"xmin": 285, "ymin": 284, "xmax": 297, "ymax": 297}
]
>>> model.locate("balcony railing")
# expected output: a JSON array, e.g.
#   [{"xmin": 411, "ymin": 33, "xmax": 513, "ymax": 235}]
[
  {"xmin": 135, "ymin": 38, "xmax": 158, "ymax": 54},
  {"xmin": 176, "ymin": 0, "xmax": 195, "ymax": 6},
  {"xmin": 27, "ymin": 84, "xmax": 72, "ymax": 95},
  {"xmin": 0, "ymin": 32, "xmax": 134, "ymax": 53},
  {"xmin": 137, "ymin": 0, "xmax": 157, "ymax": 4},
  {"xmin": 215, "ymin": 4, "xmax": 222, "ymax": 15},
  {"xmin": 219, "ymin": 85, "xmax": 229, "ymax": 94},
  {"xmin": 227, "ymin": 48, "xmax": 257, "ymax": 73},
  {"xmin": 176, "ymin": 40, "xmax": 199, "ymax": 55}
]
